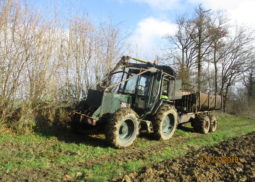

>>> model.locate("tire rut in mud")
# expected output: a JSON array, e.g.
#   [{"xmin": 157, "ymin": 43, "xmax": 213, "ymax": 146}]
[{"xmin": 118, "ymin": 131, "xmax": 255, "ymax": 182}]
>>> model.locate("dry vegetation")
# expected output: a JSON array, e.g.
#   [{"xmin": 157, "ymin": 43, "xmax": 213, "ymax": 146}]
[{"xmin": 0, "ymin": 0, "xmax": 124, "ymax": 130}]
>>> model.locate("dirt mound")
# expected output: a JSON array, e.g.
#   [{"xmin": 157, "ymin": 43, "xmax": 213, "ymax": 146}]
[{"xmin": 119, "ymin": 132, "xmax": 255, "ymax": 182}]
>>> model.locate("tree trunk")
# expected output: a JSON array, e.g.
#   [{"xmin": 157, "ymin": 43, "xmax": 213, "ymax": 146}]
[
  {"xmin": 213, "ymin": 47, "xmax": 218, "ymax": 108},
  {"xmin": 197, "ymin": 26, "xmax": 202, "ymax": 92},
  {"xmin": 248, "ymin": 72, "xmax": 253, "ymax": 106}
]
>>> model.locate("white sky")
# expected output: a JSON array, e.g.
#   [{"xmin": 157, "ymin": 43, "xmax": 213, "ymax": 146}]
[
  {"xmin": 131, "ymin": 0, "xmax": 180, "ymax": 10},
  {"xmin": 127, "ymin": 17, "xmax": 177, "ymax": 60}
]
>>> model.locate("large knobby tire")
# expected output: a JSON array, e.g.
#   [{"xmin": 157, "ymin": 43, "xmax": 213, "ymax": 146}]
[
  {"xmin": 209, "ymin": 115, "xmax": 217, "ymax": 132},
  {"xmin": 153, "ymin": 104, "xmax": 177, "ymax": 140},
  {"xmin": 193, "ymin": 115, "xmax": 210, "ymax": 134},
  {"xmin": 105, "ymin": 108, "xmax": 139, "ymax": 148}
]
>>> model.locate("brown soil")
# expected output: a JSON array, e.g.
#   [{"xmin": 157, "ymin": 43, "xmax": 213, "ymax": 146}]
[{"xmin": 118, "ymin": 132, "xmax": 255, "ymax": 182}]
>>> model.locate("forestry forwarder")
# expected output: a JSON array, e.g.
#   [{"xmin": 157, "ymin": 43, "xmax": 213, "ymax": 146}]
[{"xmin": 71, "ymin": 56, "xmax": 222, "ymax": 148}]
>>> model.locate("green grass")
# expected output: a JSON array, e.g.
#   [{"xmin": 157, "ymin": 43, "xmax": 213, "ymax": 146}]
[{"xmin": 0, "ymin": 114, "xmax": 255, "ymax": 181}]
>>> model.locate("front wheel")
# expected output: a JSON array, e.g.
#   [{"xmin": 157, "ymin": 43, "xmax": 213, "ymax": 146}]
[
  {"xmin": 105, "ymin": 108, "xmax": 139, "ymax": 148},
  {"xmin": 153, "ymin": 105, "xmax": 177, "ymax": 140}
]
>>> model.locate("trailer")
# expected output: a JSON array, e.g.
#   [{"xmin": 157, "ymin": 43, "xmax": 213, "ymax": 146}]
[{"xmin": 175, "ymin": 92, "xmax": 222, "ymax": 133}]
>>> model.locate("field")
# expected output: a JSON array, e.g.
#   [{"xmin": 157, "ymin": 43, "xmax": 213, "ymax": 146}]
[
  {"xmin": 122, "ymin": 130, "xmax": 255, "ymax": 182},
  {"xmin": 0, "ymin": 113, "xmax": 255, "ymax": 182}
]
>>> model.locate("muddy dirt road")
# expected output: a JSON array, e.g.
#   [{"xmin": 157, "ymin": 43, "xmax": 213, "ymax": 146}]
[{"xmin": 119, "ymin": 132, "xmax": 255, "ymax": 182}]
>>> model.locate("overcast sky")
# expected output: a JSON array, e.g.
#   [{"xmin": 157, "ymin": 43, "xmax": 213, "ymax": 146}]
[{"xmin": 29, "ymin": 0, "xmax": 255, "ymax": 60}]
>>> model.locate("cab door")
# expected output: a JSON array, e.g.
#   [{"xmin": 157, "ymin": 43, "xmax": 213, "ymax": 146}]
[
  {"xmin": 147, "ymin": 73, "xmax": 161, "ymax": 108},
  {"xmin": 134, "ymin": 74, "xmax": 151, "ymax": 112},
  {"xmin": 161, "ymin": 76, "xmax": 171, "ymax": 99}
]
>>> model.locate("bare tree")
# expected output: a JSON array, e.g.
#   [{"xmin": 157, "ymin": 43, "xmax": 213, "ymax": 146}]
[
  {"xmin": 242, "ymin": 56, "xmax": 255, "ymax": 106},
  {"xmin": 0, "ymin": 0, "xmax": 125, "ymax": 122},
  {"xmin": 191, "ymin": 5, "xmax": 213, "ymax": 91},
  {"xmin": 166, "ymin": 6, "xmax": 216, "ymax": 92},
  {"xmin": 65, "ymin": 17, "xmax": 94, "ymax": 100},
  {"xmin": 219, "ymin": 29, "xmax": 254, "ymax": 111},
  {"xmin": 208, "ymin": 14, "xmax": 228, "ymax": 95},
  {"xmin": 166, "ymin": 17, "xmax": 197, "ymax": 91}
]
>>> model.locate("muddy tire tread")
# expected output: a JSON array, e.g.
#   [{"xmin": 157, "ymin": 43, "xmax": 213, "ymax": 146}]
[
  {"xmin": 153, "ymin": 104, "xmax": 177, "ymax": 140},
  {"xmin": 193, "ymin": 115, "xmax": 210, "ymax": 134},
  {"xmin": 105, "ymin": 108, "xmax": 139, "ymax": 148}
]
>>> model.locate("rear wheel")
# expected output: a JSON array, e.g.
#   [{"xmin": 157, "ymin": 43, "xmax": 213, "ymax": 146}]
[
  {"xmin": 153, "ymin": 105, "xmax": 177, "ymax": 140},
  {"xmin": 193, "ymin": 115, "xmax": 210, "ymax": 134},
  {"xmin": 105, "ymin": 108, "xmax": 139, "ymax": 148},
  {"xmin": 209, "ymin": 115, "xmax": 217, "ymax": 132}
]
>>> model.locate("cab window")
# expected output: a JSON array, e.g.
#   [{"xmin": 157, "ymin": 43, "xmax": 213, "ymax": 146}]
[
  {"xmin": 137, "ymin": 75, "xmax": 150, "ymax": 96},
  {"xmin": 162, "ymin": 79, "xmax": 169, "ymax": 96},
  {"xmin": 123, "ymin": 75, "xmax": 138, "ymax": 94}
]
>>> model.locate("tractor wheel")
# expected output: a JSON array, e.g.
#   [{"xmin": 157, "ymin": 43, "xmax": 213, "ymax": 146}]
[
  {"xmin": 209, "ymin": 115, "xmax": 217, "ymax": 132},
  {"xmin": 193, "ymin": 115, "xmax": 210, "ymax": 134},
  {"xmin": 153, "ymin": 104, "xmax": 177, "ymax": 140},
  {"xmin": 105, "ymin": 108, "xmax": 139, "ymax": 148}
]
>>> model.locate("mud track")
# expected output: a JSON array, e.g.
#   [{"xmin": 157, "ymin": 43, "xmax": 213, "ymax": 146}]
[{"xmin": 118, "ymin": 132, "xmax": 255, "ymax": 182}]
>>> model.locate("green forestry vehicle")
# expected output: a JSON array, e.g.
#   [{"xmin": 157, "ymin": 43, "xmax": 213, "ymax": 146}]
[{"xmin": 71, "ymin": 56, "xmax": 222, "ymax": 148}]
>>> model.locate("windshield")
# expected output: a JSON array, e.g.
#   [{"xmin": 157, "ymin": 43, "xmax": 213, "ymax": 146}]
[
  {"xmin": 120, "ymin": 73, "xmax": 150, "ymax": 95},
  {"xmin": 105, "ymin": 70, "xmax": 128, "ymax": 93},
  {"xmin": 106, "ymin": 68, "xmax": 151, "ymax": 95},
  {"xmin": 122, "ymin": 75, "xmax": 138, "ymax": 94}
]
